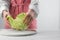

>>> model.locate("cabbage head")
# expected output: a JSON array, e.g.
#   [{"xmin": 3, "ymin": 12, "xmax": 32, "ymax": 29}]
[{"xmin": 7, "ymin": 13, "xmax": 28, "ymax": 30}]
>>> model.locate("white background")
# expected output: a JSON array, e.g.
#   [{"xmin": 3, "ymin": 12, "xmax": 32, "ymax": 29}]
[{"xmin": 37, "ymin": 0, "xmax": 59, "ymax": 31}]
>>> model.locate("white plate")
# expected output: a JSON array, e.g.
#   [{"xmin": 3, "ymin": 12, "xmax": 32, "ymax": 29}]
[{"xmin": 0, "ymin": 29, "xmax": 36, "ymax": 36}]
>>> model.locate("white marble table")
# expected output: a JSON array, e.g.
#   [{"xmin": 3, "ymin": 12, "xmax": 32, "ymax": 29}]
[{"xmin": 0, "ymin": 31, "xmax": 60, "ymax": 40}]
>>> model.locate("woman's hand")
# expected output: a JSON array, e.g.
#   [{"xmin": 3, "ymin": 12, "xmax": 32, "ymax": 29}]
[
  {"xmin": 2, "ymin": 10, "xmax": 10, "ymax": 20},
  {"xmin": 23, "ymin": 9, "xmax": 36, "ymax": 25},
  {"xmin": 2, "ymin": 10, "xmax": 10, "ymax": 25}
]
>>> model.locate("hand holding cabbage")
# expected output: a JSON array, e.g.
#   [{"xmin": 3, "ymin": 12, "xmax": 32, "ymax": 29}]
[
  {"xmin": 6, "ymin": 12, "xmax": 34, "ymax": 30},
  {"xmin": 6, "ymin": 13, "xmax": 27, "ymax": 30}
]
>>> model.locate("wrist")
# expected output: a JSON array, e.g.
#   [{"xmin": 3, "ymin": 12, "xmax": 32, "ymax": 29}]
[{"xmin": 28, "ymin": 9, "xmax": 36, "ymax": 18}]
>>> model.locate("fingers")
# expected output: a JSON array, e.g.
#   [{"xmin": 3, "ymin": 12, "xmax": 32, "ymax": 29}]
[
  {"xmin": 2, "ymin": 10, "xmax": 10, "ymax": 19},
  {"xmin": 26, "ymin": 15, "xmax": 33, "ymax": 25},
  {"xmin": 23, "ymin": 14, "xmax": 33, "ymax": 25},
  {"xmin": 3, "ymin": 10, "xmax": 10, "ymax": 17},
  {"xmin": 2, "ymin": 11, "xmax": 10, "ymax": 25},
  {"xmin": 23, "ymin": 14, "xmax": 30, "ymax": 23}
]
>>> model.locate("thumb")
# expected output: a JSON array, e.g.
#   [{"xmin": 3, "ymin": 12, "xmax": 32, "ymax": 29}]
[{"xmin": 5, "ymin": 12, "xmax": 10, "ymax": 18}]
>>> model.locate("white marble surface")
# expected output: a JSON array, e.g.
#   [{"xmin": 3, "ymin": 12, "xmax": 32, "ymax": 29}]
[{"xmin": 0, "ymin": 31, "xmax": 60, "ymax": 40}]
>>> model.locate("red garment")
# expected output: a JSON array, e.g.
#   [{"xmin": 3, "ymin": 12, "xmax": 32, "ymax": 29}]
[{"xmin": 5, "ymin": 0, "xmax": 37, "ymax": 30}]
